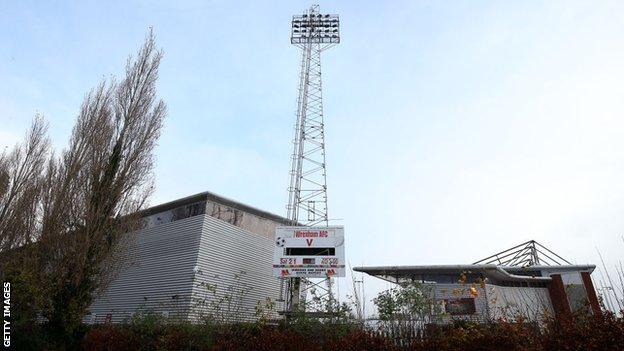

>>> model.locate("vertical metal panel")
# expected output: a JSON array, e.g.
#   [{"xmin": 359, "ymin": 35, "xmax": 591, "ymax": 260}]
[
  {"xmin": 87, "ymin": 211, "xmax": 282, "ymax": 324},
  {"xmin": 486, "ymin": 284, "xmax": 553, "ymax": 320},
  {"xmin": 86, "ymin": 215, "xmax": 204, "ymax": 323},
  {"xmin": 189, "ymin": 215, "xmax": 282, "ymax": 322},
  {"xmin": 429, "ymin": 283, "xmax": 553, "ymax": 323}
]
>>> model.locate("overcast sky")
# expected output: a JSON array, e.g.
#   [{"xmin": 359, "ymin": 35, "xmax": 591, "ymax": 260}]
[{"xmin": 2, "ymin": 0, "xmax": 624, "ymax": 314}]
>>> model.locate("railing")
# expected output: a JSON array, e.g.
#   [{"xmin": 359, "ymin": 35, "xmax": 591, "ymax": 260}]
[
  {"xmin": 363, "ymin": 319, "xmax": 430, "ymax": 347},
  {"xmin": 367, "ymin": 325, "xmax": 426, "ymax": 348}
]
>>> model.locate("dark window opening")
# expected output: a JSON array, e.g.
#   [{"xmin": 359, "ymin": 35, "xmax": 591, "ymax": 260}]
[
  {"xmin": 444, "ymin": 298, "xmax": 476, "ymax": 315},
  {"xmin": 286, "ymin": 247, "xmax": 335, "ymax": 256},
  {"xmin": 172, "ymin": 201, "xmax": 206, "ymax": 221}
]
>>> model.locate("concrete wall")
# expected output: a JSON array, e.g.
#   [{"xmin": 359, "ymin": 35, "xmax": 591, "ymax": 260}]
[
  {"xmin": 143, "ymin": 198, "xmax": 284, "ymax": 240},
  {"xmin": 205, "ymin": 200, "xmax": 282, "ymax": 240}
]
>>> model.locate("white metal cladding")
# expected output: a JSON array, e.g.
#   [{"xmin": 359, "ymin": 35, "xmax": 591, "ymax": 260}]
[
  {"xmin": 86, "ymin": 215, "xmax": 204, "ymax": 324},
  {"xmin": 429, "ymin": 283, "xmax": 553, "ymax": 324},
  {"xmin": 486, "ymin": 284, "xmax": 553, "ymax": 321},
  {"xmin": 189, "ymin": 215, "xmax": 281, "ymax": 322},
  {"xmin": 86, "ymin": 212, "xmax": 282, "ymax": 324}
]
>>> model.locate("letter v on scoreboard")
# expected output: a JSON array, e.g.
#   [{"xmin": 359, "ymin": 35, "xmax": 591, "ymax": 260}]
[{"xmin": 273, "ymin": 226, "xmax": 345, "ymax": 278}]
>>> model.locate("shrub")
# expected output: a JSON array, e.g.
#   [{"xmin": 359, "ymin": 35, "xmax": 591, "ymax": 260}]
[
  {"xmin": 212, "ymin": 325, "xmax": 317, "ymax": 351},
  {"xmin": 68, "ymin": 309, "xmax": 624, "ymax": 350},
  {"xmin": 412, "ymin": 321, "xmax": 540, "ymax": 351},
  {"xmin": 81, "ymin": 325, "xmax": 139, "ymax": 351},
  {"xmin": 540, "ymin": 311, "xmax": 624, "ymax": 351},
  {"xmin": 325, "ymin": 329, "xmax": 399, "ymax": 351},
  {"xmin": 157, "ymin": 323, "xmax": 214, "ymax": 351}
]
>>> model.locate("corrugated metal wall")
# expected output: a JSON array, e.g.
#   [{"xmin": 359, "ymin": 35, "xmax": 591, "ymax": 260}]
[
  {"xmin": 189, "ymin": 215, "xmax": 281, "ymax": 322},
  {"xmin": 486, "ymin": 284, "xmax": 553, "ymax": 321},
  {"xmin": 429, "ymin": 283, "xmax": 553, "ymax": 323},
  {"xmin": 87, "ymin": 215, "xmax": 204, "ymax": 323},
  {"xmin": 87, "ymin": 211, "xmax": 282, "ymax": 324}
]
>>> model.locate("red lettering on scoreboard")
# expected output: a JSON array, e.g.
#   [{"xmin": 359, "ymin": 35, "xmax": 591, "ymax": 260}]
[{"xmin": 295, "ymin": 230, "xmax": 329, "ymax": 238}]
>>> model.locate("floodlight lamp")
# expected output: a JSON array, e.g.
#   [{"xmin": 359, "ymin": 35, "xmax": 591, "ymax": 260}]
[{"xmin": 291, "ymin": 9, "xmax": 339, "ymax": 45}]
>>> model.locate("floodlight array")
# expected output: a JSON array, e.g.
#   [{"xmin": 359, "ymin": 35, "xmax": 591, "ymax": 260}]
[{"xmin": 291, "ymin": 13, "xmax": 340, "ymax": 44}]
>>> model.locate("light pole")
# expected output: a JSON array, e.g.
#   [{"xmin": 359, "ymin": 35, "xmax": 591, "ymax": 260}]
[{"xmin": 284, "ymin": 4, "xmax": 340, "ymax": 314}]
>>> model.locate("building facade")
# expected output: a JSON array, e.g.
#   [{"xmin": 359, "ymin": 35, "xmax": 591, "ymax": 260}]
[
  {"xmin": 355, "ymin": 241, "xmax": 600, "ymax": 324},
  {"xmin": 86, "ymin": 192, "xmax": 289, "ymax": 323}
]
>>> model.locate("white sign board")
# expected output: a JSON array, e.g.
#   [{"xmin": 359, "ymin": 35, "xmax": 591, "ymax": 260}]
[{"xmin": 272, "ymin": 226, "xmax": 345, "ymax": 278}]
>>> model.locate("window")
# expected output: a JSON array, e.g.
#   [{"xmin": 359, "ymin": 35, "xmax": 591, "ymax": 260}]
[{"xmin": 444, "ymin": 298, "xmax": 476, "ymax": 315}]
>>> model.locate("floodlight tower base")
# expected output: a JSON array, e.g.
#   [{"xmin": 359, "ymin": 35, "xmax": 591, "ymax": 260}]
[{"xmin": 283, "ymin": 4, "xmax": 341, "ymax": 317}]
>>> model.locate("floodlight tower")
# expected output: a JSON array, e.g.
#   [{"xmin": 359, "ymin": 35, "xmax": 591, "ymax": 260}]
[
  {"xmin": 284, "ymin": 5, "xmax": 340, "ymax": 313},
  {"xmin": 287, "ymin": 5, "xmax": 339, "ymax": 226}
]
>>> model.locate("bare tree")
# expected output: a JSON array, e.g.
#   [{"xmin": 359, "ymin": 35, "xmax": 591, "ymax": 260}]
[
  {"xmin": 1, "ymin": 31, "xmax": 166, "ymax": 347},
  {"xmin": 0, "ymin": 116, "xmax": 50, "ymax": 254},
  {"xmin": 39, "ymin": 32, "xmax": 165, "ymax": 343}
]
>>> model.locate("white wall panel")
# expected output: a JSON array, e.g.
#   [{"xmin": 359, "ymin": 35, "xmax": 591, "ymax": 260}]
[{"xmin": 87, "ymin": 215, "xmax": 204, "ymax": 323}]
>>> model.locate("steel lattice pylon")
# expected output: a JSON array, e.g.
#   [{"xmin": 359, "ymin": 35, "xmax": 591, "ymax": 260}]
[
  {"xmin": 282, "ymin": 4, "xmax": 340, "ymax": 315},
  {"xmin": 286, "ymin": 5, "xmax": 339, "ymax": 226}
]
